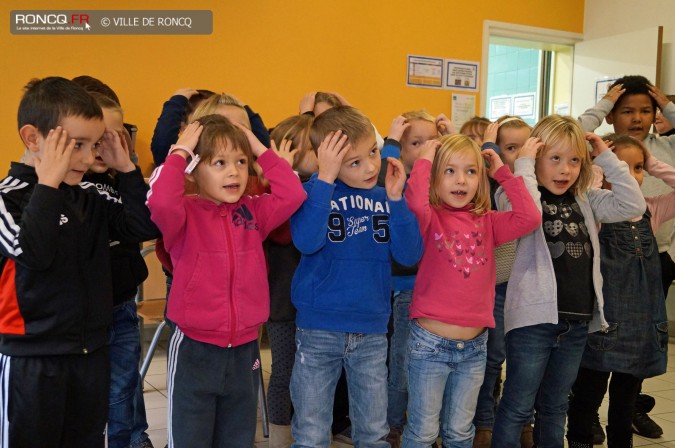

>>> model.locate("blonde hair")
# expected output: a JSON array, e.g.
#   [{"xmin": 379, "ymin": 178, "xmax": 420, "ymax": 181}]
[
  {"xmin": 88, "ymin": 91, "xmax": 123, "ymax": 116},
  {"xmin": 531, "ymin": 115, "xmax": 593, "ymax": 195},
  {"xmin": 459, "ymin": 116, "xmax": 490, "ymax": 140},
  {"xmin": 495, "ymin": 115, "xmax": 531, "ymax": 145},
  {"xmin": 190, "ymin": 94, "xmax": 251, "ymax": 127},
  {"xmin": 314, "ymin": 92, "xmax": 342, "ymax": 108},
  {"xmin": 309, "ymin": 105, "xmax": 373, "ymax": 152},
  {"xmin": 430, "ymin": 134, "xmax": 491, "ymax": 215},
  {"xmin": 270, "ymin": 114, "xmax": 313, "ymax": 170},
  {"xmin": 402, "ymin": 109, "xmax": 435, "ymax": 124}
]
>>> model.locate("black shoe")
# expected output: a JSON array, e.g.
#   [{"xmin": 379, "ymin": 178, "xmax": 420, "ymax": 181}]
[
  {"xmin": 632, "ymin": 412, "xmax": 663, "ymax": 438},
  {"xmin": 635, "ymin": 393, "xmax": 656, "ymax": 413},
  {"xmin": 592, "ymin": 413, "xmax": 605, "ymax": 445}
]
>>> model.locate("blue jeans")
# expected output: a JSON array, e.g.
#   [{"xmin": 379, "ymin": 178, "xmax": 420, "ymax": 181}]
[
  {"xmin": 290, "ymin": 328, "xmax": 389, "ymax": 448},
  {"xmin": 492, "ymin": 320, "xmax": 588, "ymax": 448},
  {"xmin": 388, "ymin": 290, "xmax": 412, "ymax": 430},
  {"xmin": 108, "ymin": 301, "xmax": 149, "ymax": 448},
  {"xmin": 473, "ymin": 283, "xmax": 506, "ymax": 429},
  {"xmin": 402, "ymin": 321, "xmax": 487, "ymax": 448}
]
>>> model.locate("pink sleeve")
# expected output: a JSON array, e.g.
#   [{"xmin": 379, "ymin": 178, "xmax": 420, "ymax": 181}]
[
  {"xmin": 404, "ymin": 159, "xmax": 433, "ymax": 235},
  {"xmin": 248, "ymin": 149, "xmax": 306, "ymax": 240},
  {"xmin": 146, "ymin": 154, "xmax": 188, "ymax": 250},
  {"xmin": 645, "ymin": 156, "xmax": 675, "ymax": 233},
  {"xmin": 490, "ymin": 166, "xmax": 542, "ymax": 245}
]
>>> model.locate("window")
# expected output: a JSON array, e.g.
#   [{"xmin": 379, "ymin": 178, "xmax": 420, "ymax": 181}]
[{"xmin": 481, "ymin": 21, "xmax": 581, "ymax": 124}]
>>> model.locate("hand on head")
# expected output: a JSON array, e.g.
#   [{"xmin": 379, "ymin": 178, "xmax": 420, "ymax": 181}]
[
  {"xmin": 98, "ymin": 127, "xmax": 135, "ymax": 173},
  {"xmin": 35, "ymin": 127, "xmax": 76, "ymax": 188},
  {"xmin": 585, "ymin": 132, "xmax": 610, "ymax": 158},
  {"xmin": 385, "ymin": 157, "xmax": 406, "ymax": 200},
  {"xmin": 299, "ymin": 92, "xmax": 316, "ymax": 114},
  {"xmin": 271, "ymin": 138, "xmax": 298, "ymax": 167},
  {"xmin": 419, "ymin": 139, "xmax": 441, "ymax": 162},
  {"xmin": 603, "ymin": 84, "xmax": 625, "ymax": 104},
  {"xmin": 234, "ymin": 122, "xmax": 267, "ymax": 157},
  {"xmin": 518, "ymin": 137, "xmax": 543, "ymax": 160},
  {"xmin": 173, "ymin": 122, "xmax": 203, "ymax": 157},
  {"xmin": 648, "ymin": 84, "xmax": 671, "ymax": 110},
  {"xmin": 317, "ymin": 130, "xmax": 350, "ymax": 184},
  {"xmin": 481, "ymin": 148, "xmax": 504, "ymax": 178},
  {"xmin": 388, "ymin": 116, "xmax": 410, "ymax": 142},
  {"xmin": 435, "ymin": 114, "xmax": 454, "ymax": 136},
  {"xmin": 483, "ymin": 121, "xmax": 499, "ymax": 144},
  {"xmin": 174, "ymin": 88, "xmax": 200, "ymax": 99}
]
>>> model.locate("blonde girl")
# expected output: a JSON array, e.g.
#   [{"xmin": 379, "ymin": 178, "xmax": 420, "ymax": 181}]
[
  {"xmin": 402, "ymin": 134, "xmax": 541, "ymax": 446},
  {"xmin": 491, "ymin": 115, "xmax": 646, "ymax": 447}
]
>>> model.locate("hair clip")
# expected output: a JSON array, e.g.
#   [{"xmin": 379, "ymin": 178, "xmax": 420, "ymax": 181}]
[{"xmin": 185, "ymin": 154, "xmax": 201, "ymax": 174}]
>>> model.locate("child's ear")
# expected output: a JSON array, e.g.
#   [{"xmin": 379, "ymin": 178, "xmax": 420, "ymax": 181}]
[
  {"xmin": 19, "ymin": 125, "xmax": 40, "ymax": 152},
  {"xmin": 605, "ymin": 113, "xmax": 614, "ymax": 125},
  {"xmin": 185, "ymin": 173, "xmax": 197, "ymax": 184}
]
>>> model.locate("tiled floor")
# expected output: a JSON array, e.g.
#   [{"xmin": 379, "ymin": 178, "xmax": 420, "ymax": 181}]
[{"xmin": 139, "ymin": 333, "xmax": 675, "ymax": 447}]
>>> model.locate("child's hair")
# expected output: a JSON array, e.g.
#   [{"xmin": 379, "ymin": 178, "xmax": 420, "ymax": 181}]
[
  {"xmin": 495, "ymin": 115, "xmax": 531, "ymax": 145},
  {"xmin": 88, "ymin": 91, "xmax": 123, "ymax": 115},
  {"xmin": 71, "ymin": 75, "xmax": 121, "ymax": 106},
  {"xmin": 186, "ymin": 90, "xmax": 215, "ymax": 119},
  {"xmin": 602, "ymin": 133, "xmax": 647, "ymax": 158},
  {"xmin": 314, "ymin": 92, "xmax": 342, "ymax": 108},
  {"xmin": 459, "ymin": 116, "xmax": 491, "ymax": 139},
  {"xmin": 309, "ymin": 105, "xmax": 373, "ymax": 152},
  {"xmin": 429, "ymin": 134, "xmax": 490, "ymax": 214},
  {"xmin": 270, "ymin": 114, "xmax": 313, "ymax": 169},
  {"xmin": 402, "ymin": 110, "xmax": 435, "ymax": 125},
  {"xmin": 609, "ymin": 75, "xmax": 657, "ymax": 112},
  {"xmin": 190, "ymin": 94, "xmax": 250, "ymax": 126},
  {"xmin": 192, "ymin": 114, "xmax": 253, "ymax": 167},
  {"xmin": 530, "ymin": 115, "xmax": 594, "ymax": 195},
  {"xmin": 17, "ymin": 77, "xmax": 103, "ymax": 136}
]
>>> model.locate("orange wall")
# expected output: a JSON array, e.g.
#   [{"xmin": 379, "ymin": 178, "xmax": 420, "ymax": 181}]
[{"xmin": 0, "ymin": 1, "xmax": 584, "ymax": 174}]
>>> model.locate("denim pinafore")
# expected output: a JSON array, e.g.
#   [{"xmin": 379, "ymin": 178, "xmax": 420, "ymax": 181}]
[{"xmin": 580, "ymin": 211, "xmax": 668, "ymax": 378}]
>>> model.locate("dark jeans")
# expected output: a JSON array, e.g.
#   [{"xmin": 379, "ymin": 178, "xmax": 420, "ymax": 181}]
[
  {"xmin": 473, "ymin": 283, "xmax": 507, "ymax": 429},
  {"xmin": 493, "ymin": 320, "xmax": 588, "ymax": 448},
  {"xmin": 568, "ymin": 368, "xmax": 640, "ymax": 447},
  {"xmin": 167, "ymin": 330, "xmax": 260, "ymax": 448},
  {"xmin": 108, "ymin": 301, "xmax": 148, "ymax": 448}
]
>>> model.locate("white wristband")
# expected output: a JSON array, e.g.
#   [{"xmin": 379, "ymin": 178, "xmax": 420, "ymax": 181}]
[{"xmin": 169, "ymin": 145, "xmax": 201, "ymax": 174}]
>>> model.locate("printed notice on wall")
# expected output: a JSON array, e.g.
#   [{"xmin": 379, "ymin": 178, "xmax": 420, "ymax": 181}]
[
  {"xmin": 445, "ymin": 59, "xmax": 479, "ymax": 91},
  {"xmin": 407, "ymin": 55, "xmax": 444, "ymax": 88},
  {"xmin": 451, "ymin": 94, "xmax": 476, "ymax": 130},
  {"xmin": 513, "ymin": 93, "xmax": 535, "ymax": 118},
  {"xmin": 489, "ymin": 96, "xmax": 512, "ymax": 120}
]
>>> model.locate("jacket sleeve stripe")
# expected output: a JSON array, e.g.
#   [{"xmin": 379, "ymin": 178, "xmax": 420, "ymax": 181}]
[{"xmin": 0, "ymin": 196, "xmax": 23, "ymax": 257}]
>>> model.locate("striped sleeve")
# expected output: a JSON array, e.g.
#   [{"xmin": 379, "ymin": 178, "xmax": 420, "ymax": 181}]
[{"xmin": 0, "ymin": 180, "xmax": 64, "ymax": 270}]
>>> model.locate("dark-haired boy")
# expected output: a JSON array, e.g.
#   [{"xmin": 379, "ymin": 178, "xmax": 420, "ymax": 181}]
[
  {"xmin": 0, "ymin": 77, "xmax": 157, "ymax": 447},
  {"xmin": 579, "ymin": 76, "xmax": 675, "ymax": 439},
  {"xmin": 289, "ymin": 106, "xmax": 423, "ymax": 447}
]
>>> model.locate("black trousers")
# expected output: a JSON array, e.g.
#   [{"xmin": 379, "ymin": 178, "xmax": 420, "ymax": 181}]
[
  {"xmin": 568, "ymin": 367, "xmax": 640, "ymax": 448},
  {"xmin": 1, "ymin": 347, "xmax": 110, "ymax": 448}
]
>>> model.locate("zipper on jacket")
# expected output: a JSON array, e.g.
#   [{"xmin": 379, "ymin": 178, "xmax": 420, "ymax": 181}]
[{"xmin": 222, "ymin": 209, "xmax": 237, "ymax": 347}]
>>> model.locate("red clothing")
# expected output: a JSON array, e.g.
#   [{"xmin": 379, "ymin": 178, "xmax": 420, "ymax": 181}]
[
  {"xmin": 404, "ymin": 160, "xmax": 540, "ymax": 328},
  {"xmin": 147, "ymin": 150, "xmax": 305, "ymax": 347}
]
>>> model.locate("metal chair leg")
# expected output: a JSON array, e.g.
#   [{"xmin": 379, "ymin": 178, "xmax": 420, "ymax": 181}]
[{"xmin": 140, "ymin": 320, "xmax": 168, "ymax": 381}]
